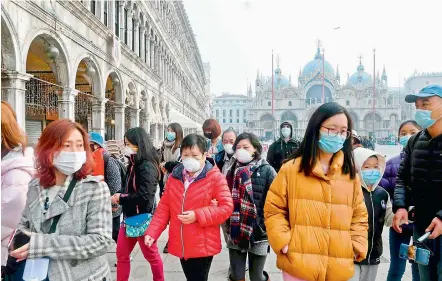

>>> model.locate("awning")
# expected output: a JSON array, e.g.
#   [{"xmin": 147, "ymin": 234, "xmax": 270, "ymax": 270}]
[{"xmin": 169, "ymin": 108, "xmax": 200, "ymax": 129}]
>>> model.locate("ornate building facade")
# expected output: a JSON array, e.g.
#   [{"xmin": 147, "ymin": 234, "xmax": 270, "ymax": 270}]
[
  {"xmin": 246, "ymin": 46, "xmax": 403, "ymax": 139},
  {"xmin": 212, "ymin": 93, "xmax": 248, "ymax": 133},
  {"xmin": 1, "ymin": 0, "xmax": 209, "ymax": 146}
]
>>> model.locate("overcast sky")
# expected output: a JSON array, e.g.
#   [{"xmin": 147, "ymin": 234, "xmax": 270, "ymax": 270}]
[{"xmin": 184, "ymin": 0, "xmax": 442, "ymax": 96}]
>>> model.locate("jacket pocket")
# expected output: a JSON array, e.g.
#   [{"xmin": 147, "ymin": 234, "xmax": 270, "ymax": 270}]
[{"xmin": 287, "ymin": 227, "xmax": 296, "ymax": 254}]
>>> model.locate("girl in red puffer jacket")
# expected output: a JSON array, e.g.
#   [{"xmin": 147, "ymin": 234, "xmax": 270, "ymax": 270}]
[{"xmin": 145, "ymin": 134, "xmax": 233, "ymax": 281}]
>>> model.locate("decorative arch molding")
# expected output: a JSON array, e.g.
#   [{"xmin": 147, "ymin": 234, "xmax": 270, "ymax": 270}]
[
  {"xmin": 104, "ymin": 69, "xmax": 124, "ymax": 103},
  {"xmin": 1, "ymin": 7, "xmax": 21, "ymax": 71},
  {"xmin": 22, "ymin": 28, "xmax": 71, "ymax": 87},
  {"xmin": 73, "ymin": 53, "xmax": 103, "ymax": 98}
]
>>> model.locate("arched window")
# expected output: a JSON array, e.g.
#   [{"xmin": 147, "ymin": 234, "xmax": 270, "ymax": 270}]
[
  {"xmin": 268, "ymin": 101, "xmax": 271, "ymax": 106},
  {"xmin": 288, "ymin": 101, "xmax": 292, "ymax": 106}
]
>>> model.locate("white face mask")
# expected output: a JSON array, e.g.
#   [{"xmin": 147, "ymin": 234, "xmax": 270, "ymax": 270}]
[
  {"xmin": 223, "ymin": 143, "xmax": 234, "ymax": 155},
  {"xmin": 53, "ymin": 151, "xmax": 86, "ymax": 176},
  {"xmin": 122, "ymin": 146, "xmax": 136, "ymax": 156},
  {"xmin": 235, "ymin": 148, "xmax": 254, "ymax": 164},
  {"xmin": 182, "ymin": 157, "xmax": 202, "ymax": 173},
  {"xmin": 281, "ymin": 127, "xmax": 291, "ymax": 138}
]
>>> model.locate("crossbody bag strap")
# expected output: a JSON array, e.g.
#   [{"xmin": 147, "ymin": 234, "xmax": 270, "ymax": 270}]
[{"xmin": 49, "ymin": 177, "xmax": 78, "ymax": 234}]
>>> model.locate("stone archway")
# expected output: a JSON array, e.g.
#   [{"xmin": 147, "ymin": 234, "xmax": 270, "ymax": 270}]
[
  {"xmin": 280, "ymin": 111, "xmax": 298, "ymax": 128},
  {"xmin": 1, "ymin": 11, "xmax": 20, "ymax": 71},
  {"xmin": 74, "ymin": 56, "xmax": 102, "ymax": 132},
  {"xmin": 306, "ymin": 85, "xmax": 333, "ymax": 104},
  {"xmin": 104, "ymin": 71, "xmax": 123, "ymax": 140},
  {"xmin": 260, "ymin": 113, "xmax": 276, "ymax": 139},
  {"xmin": 349, "ymin": 111, "xmax": 360, "ymax": 130},
  {"xmin": 23, "ymin": 33, "xmax": 70, "ymax": 144},
  {"xmin": 364, "ymin": 112, "xmax": 382, "ymax": 137}
]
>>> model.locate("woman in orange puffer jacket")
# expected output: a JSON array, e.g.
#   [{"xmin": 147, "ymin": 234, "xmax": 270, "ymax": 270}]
[
  {"xmin": 145, "ymin": 134, "xmax": 233, "ymax": 281},
  {"xmin": 264, "ymin": 102, "xmax": 369, "ymax": 281}
]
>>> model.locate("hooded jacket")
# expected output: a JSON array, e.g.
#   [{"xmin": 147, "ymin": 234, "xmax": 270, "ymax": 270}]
[
  {"xmin": 354, "ymin": 147, "xmax": 393, "ymax": 265},
  {"xmin": 1, "ymin": 147, "xmax": 35, "ymax": 265},
  {"xmin": 264, "ymin": 151, "xmax": 368, "ymax": 281},
  {"xmin": 267, "ymin": 122, "xmax": 300, "ymax": 172}
]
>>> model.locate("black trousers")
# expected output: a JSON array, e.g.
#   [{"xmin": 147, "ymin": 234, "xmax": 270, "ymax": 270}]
[
  {"xmin": 112, "ymin": 215, "xmax": 121, "ymax": 243},
  {"xmin": 180, "ymin": 256, "xmax": 213, "ymax": 281}
]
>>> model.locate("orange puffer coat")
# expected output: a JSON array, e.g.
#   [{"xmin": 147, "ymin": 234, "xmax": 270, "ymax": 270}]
[
  {"xmin": 264, "ymin": 151, "xmax": 368, "ymax": 281},
  {"xmin": 146, "ymin": 161, "xmax": 233, "ymax": 259}
]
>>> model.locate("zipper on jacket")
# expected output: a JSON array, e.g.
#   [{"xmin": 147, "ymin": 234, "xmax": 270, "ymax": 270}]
[
  {"xmin": 367, "ymin": 191, "xmax": 375, "ymax": 264},
  {"xmin": 180, "ymin": 185, "xmax": 189, "ymax": 258}
]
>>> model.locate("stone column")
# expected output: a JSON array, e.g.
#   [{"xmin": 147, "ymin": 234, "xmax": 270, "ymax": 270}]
[
  {"xmin": 91, "ymin": 99, "xmax": 106, "ymax": 137},
  {"xmin": 114, "ymin": 104, "xmax": 125, "ymax": 140},
  {"xmin": 58, "ymin": 88, "xmax": 78, "ymax": 121},
  {"xmin": 129, "ymin": 108, "xmax": 140, "ymax": 128},
  {"xmin": 127, "ymin": 10, "xmax": 133, "ymax": 49},
  {"xmin": 1, "ymin": 71, "xmax": 32, "ymax": 129},
  {"xmin": 140, "ymin": 27, "xmax": 145, "ymax": 61},
  {"xmin": 133, "ymin": 19, "xmax": 139, "ymax": 55},
  {"xmin": 119, "ymin": 2, "xmax": 125, "ymax": 38},
  {"xmin": 141, "ymin": 95, "xmax": 150, "ymax": 133},
  {"xmin": 150, "ymin": 38, "xmax": 155, "ymax": 69}
]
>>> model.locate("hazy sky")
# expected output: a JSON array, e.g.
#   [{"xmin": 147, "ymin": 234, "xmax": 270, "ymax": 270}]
[{"xmin": 184, "ymin": 0, "xmax": 442, "ymax": 96}]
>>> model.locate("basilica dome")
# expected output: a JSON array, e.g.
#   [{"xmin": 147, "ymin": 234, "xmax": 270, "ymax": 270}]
[
  {"xmin": 348, "ymin": 62, "xmax": 373, "ymax": 85},
  {"xmin": 273, "ymin": 67, "xmax": 290, "ymax": 87},
  {"xmin": 302, "ymin": 47, "xmax": 335, "ymax": 78}
]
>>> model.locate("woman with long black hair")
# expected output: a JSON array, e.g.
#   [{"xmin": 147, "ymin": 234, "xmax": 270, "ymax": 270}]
[
  {"xmin": 112, "ymin": 127, "xmax": 164, "ymax": 281},
  {"xmin": 264, "ymin": 102, "xmax": 369, "ymax": 281}
]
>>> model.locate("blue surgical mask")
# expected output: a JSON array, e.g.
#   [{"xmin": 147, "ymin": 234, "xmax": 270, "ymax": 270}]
[
  {"xmin": 399, "ymin": 135, "xmax": 410, "ymax": 147},
  {"xmin": 362, "ymin": 169, "xmax": 381, "ymax": 186},
  {"xmin": 318, "ymin": 131, "xmax": 346, "ymax": 154},
  {"xmin": 166, "ymin": 132, "xmax": 176, "ymax": 142},
  {"xmin": 415, "ymin": 103, "xmax": 442, "ymax": 129}
]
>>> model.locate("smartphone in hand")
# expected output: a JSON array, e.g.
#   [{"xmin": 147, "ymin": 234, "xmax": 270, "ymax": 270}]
[{"xmin": 8, "ymin": 229, "xmax": 30, "ymax": 252}]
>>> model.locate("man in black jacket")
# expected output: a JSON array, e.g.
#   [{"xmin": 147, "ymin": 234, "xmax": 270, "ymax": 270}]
[
  {"xmin": 266, "ymin": 121, "xmax": 300, "ymax": 172},
  {"xmin": 393, "ymin": 84, "xmax": 442, "ymax": 280}
]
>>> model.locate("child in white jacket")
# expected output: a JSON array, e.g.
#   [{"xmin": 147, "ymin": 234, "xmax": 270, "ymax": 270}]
[{"xmin": 350, "ymin": 147, "xmax": 393, "ymax": 281}]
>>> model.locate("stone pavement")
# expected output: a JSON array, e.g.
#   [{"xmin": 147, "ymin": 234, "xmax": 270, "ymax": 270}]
[
  {"xmin": 107, "ymin": 225, "xmax": 413, "ymax": 281},
  {"xmin": 107, "ymin": 145, "xmax": 414, "ymax": 280}
]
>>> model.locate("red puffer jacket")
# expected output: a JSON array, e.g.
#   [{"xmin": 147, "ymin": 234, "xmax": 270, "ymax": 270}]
[{"xmin": 146, "ymin": 161, "xmax": 233, "ymax": 259}]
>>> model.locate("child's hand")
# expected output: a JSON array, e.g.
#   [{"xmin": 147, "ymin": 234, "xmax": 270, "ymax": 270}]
[{"xmin": 210, "ymin": 199, "xmax": 218, "ymax": 206}]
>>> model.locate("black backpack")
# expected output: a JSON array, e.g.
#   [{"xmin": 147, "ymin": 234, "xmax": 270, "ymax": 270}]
[{"xmin": 104, "ymin": 153, "xmax": 127, "ymax": 193}]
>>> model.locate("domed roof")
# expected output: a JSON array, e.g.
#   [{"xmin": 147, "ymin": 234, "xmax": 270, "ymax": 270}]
[
  {"xmin": 302, "ymin": 47, "xmax": 335, "ymax": 78},
  {"xmin": 274, "ymin": 68, "xmax": 290, "ymax": 87},
  {"xmin": 348, "ymin": 61, "xmax": 373, "ymax": 85}
]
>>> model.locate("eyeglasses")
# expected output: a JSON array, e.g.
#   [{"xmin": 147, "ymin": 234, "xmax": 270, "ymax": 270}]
[{"xmin": 321, "ymin": 126, "xmax": 351, "ymax": 139}]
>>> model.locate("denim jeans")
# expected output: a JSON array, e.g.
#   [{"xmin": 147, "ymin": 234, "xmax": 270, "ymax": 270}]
[
  {"xmin": 414, "ymin": 228, "xmax": 442, "ymax": 281},
  {"xmin": 387, "ymin": 227, "xmax": 420, "ymax": 281}
]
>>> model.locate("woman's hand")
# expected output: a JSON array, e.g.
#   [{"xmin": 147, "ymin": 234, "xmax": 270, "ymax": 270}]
[
  {"xmin": 111, "ymin": 193, "xmax": 121, "ymax": 204},
  {"xmin": 145, "ymin": 235, "xmax": 155, "ymax": 247},
  {"xmin": 281, "ymin": 245, "xmax": 288, "ymax": 254},
  {"xmin": 10, "ymin": 243, "xmax": 29, "ymax": 262},
  {"xmin": 178, "ymin": 211, "xmax": 196, "ymax": 224}
]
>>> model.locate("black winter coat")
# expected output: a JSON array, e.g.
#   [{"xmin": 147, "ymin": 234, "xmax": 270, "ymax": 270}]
[
  {"xmin": 120, "ymin": 155, "xmax": 159, "ymax": 217},
  {"xmin": 226, "ymin": 159, "xmax": 277, "ymax": 242},
  {"xmin": 267, "ymin": 138, "xmax": 299, "ymax": 172},
  {"xmin": 357, "ymin": 186, "xmax": 390, "ymax": 265},
  {"xmin": 394, "ymin": 130, "xmax": 442, "ymax": 232}
]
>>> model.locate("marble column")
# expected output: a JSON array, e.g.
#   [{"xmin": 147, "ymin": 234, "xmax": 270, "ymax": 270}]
[
  {"xmin": 58, "ymin": 88, "xmax": 78, "ymax": 121},
  {"xmin": 119, "ymin": 2, "xmax": 125, "ymax": 38},
  {"xmin": 127, "ymin": 10, "xmax": 133, "ymax": 48},
  {"xmin": 140, "ymin": 28, "xmax": 145, "ymax": 61},
  {"xmin": 149, "ymin": 38, "xmax": 154, "ymax": 69},
  {"xmin": 129, "ymin": 108, "xmax": 140, "ymax": 129},
  {"xmin": 91, "ymin": 98, "xmax": 106, "ymax": 137},
  {"xmin": 114, "ymin": 104, "xmax": 125, "ymax": 140},
  {"xmin": 1, "ymin": 71, "xmax": 32, "ymax": 129},
  {"xmin": 133, "ymin": 19, "xmax": 139, "ymax": 55},
  {"xmin": 141, "ymin": 96, "xmax": 150, "ymax": 133}
]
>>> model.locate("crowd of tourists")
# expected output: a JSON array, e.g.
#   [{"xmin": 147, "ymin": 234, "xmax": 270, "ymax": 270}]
[{"xmin": 1, "ymin": 84, "xmax": 441, "ymax": 281}]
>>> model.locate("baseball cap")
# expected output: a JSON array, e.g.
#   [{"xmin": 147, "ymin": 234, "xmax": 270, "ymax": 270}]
[
  {"xmin": 88, "ymin": 132, "xmax": 104, "ymax": 148},
  {"xmin": 405, "ymin": 84, "xmax": 442, "ymax": 103}
]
